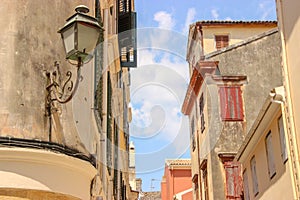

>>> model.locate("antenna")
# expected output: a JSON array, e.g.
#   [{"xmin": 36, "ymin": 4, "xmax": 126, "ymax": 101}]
[{"xmin": 150, "ymin": 178, "xmax": 161, "ymax": 191}]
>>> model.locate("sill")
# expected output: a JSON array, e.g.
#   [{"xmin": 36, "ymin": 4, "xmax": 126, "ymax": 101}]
[{"xmin": 221, "ymin": 118, "xmax": 244, "ymax": 122}]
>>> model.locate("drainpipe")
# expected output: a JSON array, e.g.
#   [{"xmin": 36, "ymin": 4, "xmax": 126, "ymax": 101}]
[{"xmin": 102, "ymin": 7, "xmax": 109, "ymax": 200}]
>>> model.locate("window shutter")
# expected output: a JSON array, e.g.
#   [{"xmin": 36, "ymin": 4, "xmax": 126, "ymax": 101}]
[
  {"xmin": 265, "ymin": 132, "xmax": 276, "ymax": 178},
  {"xmin": 243, "ymin": 170, "xmax": 250, "ymax": 200},
  {"xmin": 219, "ymin": 86, "xmax": 244, "ymax": 121},
  {"xmin": 250, "ymin": 156, "xmax": 259, "ymax": 195},
  {"xmin": 219, "ymin": 86, "xmax": 229, "ymax": 119},
  {"xmin": 278, "ymin": 116, "xmax": 288, "ymax": 162},
  {"xmin": 215, "ymin": 35, "xmax": 229, "ymax": 50},
  {"xmin": 107, "ymin": 72, "xmax": 113, "ymax": 174},
  {"xmin": 117, "ymin": 0, "xmax": 137, "ymax": 68},
  {"xmin": 224, "ymin": 162, "xmax": 243, "ymax": 199}
]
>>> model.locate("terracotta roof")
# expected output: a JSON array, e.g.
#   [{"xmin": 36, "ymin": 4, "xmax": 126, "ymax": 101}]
[
  {"xmin": 166, "ymin": 159, "xmax": 191, "ymax": 167},
  {"xmin": 196, "ymin": 20, "xmax": 277, "ymax": 26}
]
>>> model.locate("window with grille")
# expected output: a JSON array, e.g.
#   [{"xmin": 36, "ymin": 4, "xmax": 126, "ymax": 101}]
[
  {"xmin": 219, "ymin": 86, "xmax": 244, "ymax": 121},
  {"xmin": 199, "ymin": 94, "xmax": 205, "ymax": 133},
  {"xmin": 265, "ymin": 131, "xmax": 276, "ymax": 178},
  {"xmin": 215, "ymin": 35, "xmax": 229, "ymax": 50}
]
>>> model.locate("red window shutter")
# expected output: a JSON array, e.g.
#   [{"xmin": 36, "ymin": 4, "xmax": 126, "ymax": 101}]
[
  {"xmin": 219, "ymin": 86, "xmax": 229, "ymax": 120},
  {"xmin": 224, "ymin": 162, "xmax": 243, "ymax": 199},
  {"xmin": 219, "ymin": 86, "xmax": 244, "ymax": 121},
  {"xmin": 215, "ymin": 35, "xmax": 229, "ymax": 50}
]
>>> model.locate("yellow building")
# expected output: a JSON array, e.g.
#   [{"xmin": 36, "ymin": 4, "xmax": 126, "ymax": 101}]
[
  {"xmin": 275, "ymin": 1, "xmax": 300, "ymax": 198},
  {"xmin": 183, "ymin": 21, "xmax": 282, "ymax": 200},
  {"xmin": 235, "ymin": 87, "xmax": 296, "ymax": 199},
  {"xmin": 187, "ymin": 21, "xmax": 277, "ymax": 63},
  {"xmin": 0, "ymin": 0, "xmax": 136, "ymax": 200}
]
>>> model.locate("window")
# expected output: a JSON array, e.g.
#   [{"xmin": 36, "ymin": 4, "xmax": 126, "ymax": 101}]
[
  {"xmin": 219, "ymin": 86, "xmax": 244, "ymax": 121},
  {"xmin": 278, "ymin": 115, "xmax": 288, "ymax": 162},
  {"xmin": 265, "ymin": 132, "xmax": 276, "ymax": 178},
  {"xmin": 250, "ymin": 156, "xmax": 259, "ymax": 196},
  {"xmin": 199, "ymin": 94, "xmax": 205, "ymax": 133},
  {"xmin": 191, "ymin": 117, "xmax": 196, "ymax": 151},
  {"xmin": 243, "ymin": 170, "xmax": 250, "ymax": 200},
  {"xmin": 200, "ymin": 160, "xmax": 209, "ymax": 200},
  {"xmin": 107, "ymin": 72, "xmax": 113, "ymax": 174},
  {"xmin": 192, "ymin": 174, "xmax": 200, "ymax": 200},
  {"xmin": 224, "ymin": 162, "xmax": 242, "ymax": 199},
  {"xmin": 215, "ymin": 35, "xmax": 229, "ymax": 50}
]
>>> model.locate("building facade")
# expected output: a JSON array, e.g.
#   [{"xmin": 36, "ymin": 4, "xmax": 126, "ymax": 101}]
[
  {"xmin": 161, "ymin": 159, "xmax": 192, "ymax": 200},
  {"xmin": 235, "ymin": 86, "xmax": 296, "ymax": 199},
  {"xmin": 0, "ymin": 0, "xmax": 136, "ymax": 200},
  {"xmin": 275, "ymin": 0, "xmax": 300, "ymax": 198},
  {"xmin": 182, "ymin": 23, "xmax": 282, "ymax": 199},
  {"xmin": 186, "ymin": 21, "xmax": 277, "ymax": 69}
]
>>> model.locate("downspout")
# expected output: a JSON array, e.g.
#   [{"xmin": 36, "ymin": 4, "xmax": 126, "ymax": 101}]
[
  {"xmin": 277, "ymin": 0, "xmax": 300, "ymax": 198},
  {"xmin": 103, "ymin": 7, "xmax": 109, "ymax": 200}
]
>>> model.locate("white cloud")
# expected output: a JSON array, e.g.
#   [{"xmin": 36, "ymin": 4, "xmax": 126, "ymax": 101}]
[
  {"xmin": 211, "ymin": 9, "xmax": 219, "ymax": 20},
  {"xmin": 182, "ymin": 8, "xmax": 196, "ymax": 34},
  {"xmin": 130, "ymin": 27, "xmax": 190, "ymax": 172},
  {"xmin": 225, "ymin": 17, "xmax": 232, "ymax": 21},
  {"xmin": 130, "ymin": 48, "xmax": 189, "ymax": 142},
  {"xmin": 258, "ymin": 0, "xmax": 275, "ymax": 20},
  {"xmin": 154, "ymin": 11, "xmax": 175, "ymax": 30}
]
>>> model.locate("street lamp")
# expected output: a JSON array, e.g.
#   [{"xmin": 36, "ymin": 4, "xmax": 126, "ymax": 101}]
[
  {"xmin": 46, "ymin": 5, "xmax": 103, "ymax": 106},
  {"xmin": 58, "ymin": 5, "xmax": 102, "ymax": 62}
]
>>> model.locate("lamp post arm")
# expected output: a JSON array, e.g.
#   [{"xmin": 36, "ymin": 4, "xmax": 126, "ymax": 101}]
[
  {"xmin": 55, "ymin": 59, "xmax": 82, "ymax": 104},
  {"xmin": 46, "ymin": 58, "xmax": 83, "ymax": 106}
]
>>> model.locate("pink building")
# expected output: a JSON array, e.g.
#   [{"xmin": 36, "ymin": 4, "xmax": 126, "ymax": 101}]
[{"xmin": 161, "ymin": 159, "xmax": 193, "ymax": 200}]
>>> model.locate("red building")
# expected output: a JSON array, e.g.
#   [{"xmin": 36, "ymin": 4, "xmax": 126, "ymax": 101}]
[{"xmin": 161, "ymin": 159, "xmax": 192, "ymax": 200}]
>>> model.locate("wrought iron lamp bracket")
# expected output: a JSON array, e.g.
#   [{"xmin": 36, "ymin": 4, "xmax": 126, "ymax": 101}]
[{"xmin": 46, "ymin": 58, "xmax": 82, "ymax": 115}]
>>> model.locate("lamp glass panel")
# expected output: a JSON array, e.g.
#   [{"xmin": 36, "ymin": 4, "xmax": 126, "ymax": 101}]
[
  {"xmin": 77, "ymin": 22, "xmax": 100, "ymax": 54},
  {"xmin": 62, "ymin": 24, "xmax": 75, "ymax": 55}
]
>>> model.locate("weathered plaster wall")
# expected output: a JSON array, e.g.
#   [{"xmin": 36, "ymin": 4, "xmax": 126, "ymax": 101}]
[
  {"xmin": 0, "ymin": 0, "xmax": 95, "ymax": 152},
  {"xmin": 206, "ymin": 29, "xmax": 283, "ymax": 133}
]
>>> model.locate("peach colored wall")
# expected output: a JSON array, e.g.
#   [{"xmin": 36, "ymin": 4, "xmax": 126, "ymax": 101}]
[
  {"xmin": 182, "ymin": 191, "xmax": 193, "ymax": 200},
  {"xmin": 161, "ymin": 180, "xmax": 167, "ymax": 200},
  {"xmin": 161, "ymin": 166, "xmax": 192, "ymax": 200}
]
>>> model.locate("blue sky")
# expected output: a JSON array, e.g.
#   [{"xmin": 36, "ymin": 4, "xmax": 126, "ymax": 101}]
[{"xmin": 130, "ymin": 0, "xmax": 277, "ymax": 192}]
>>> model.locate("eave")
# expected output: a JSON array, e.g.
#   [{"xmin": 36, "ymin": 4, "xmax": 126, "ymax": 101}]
[{"xmin": 181, "ymin": 61, "xmax": 219, "ymax": 115}]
